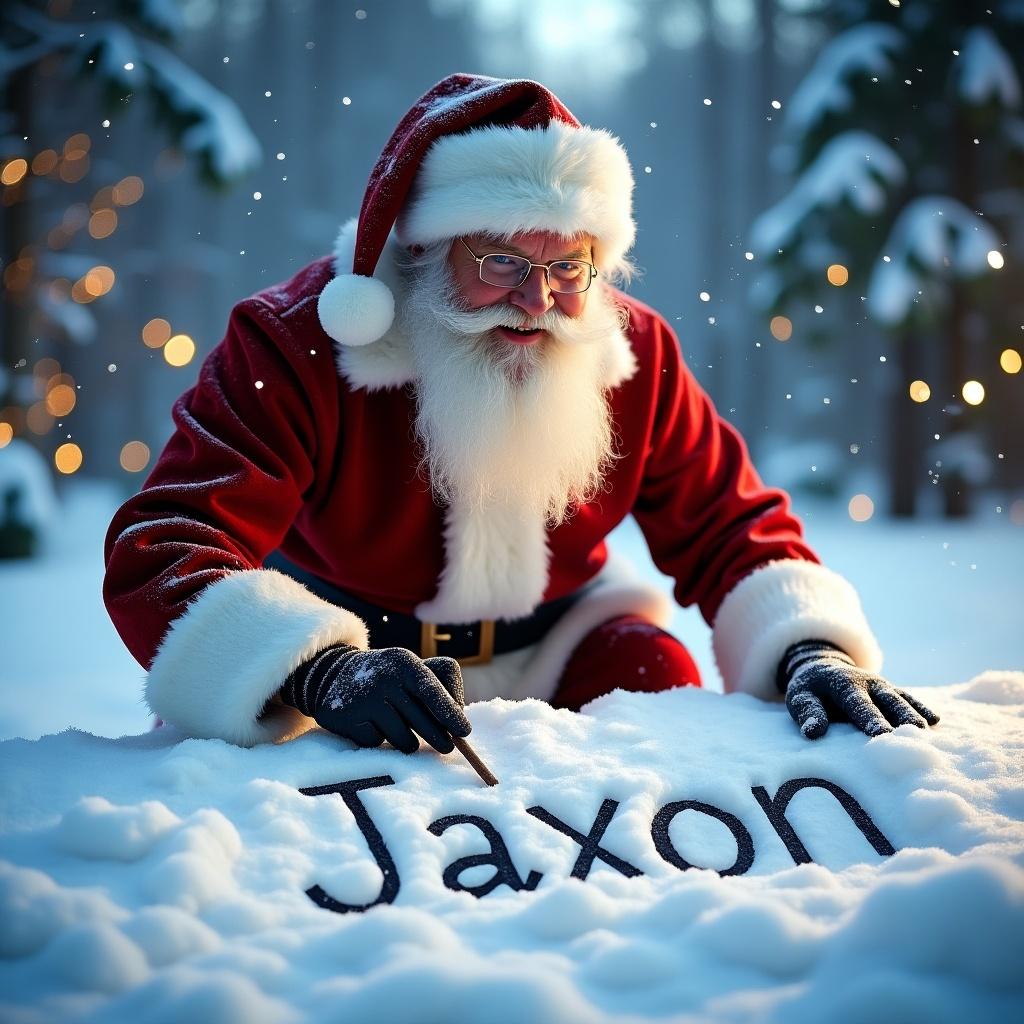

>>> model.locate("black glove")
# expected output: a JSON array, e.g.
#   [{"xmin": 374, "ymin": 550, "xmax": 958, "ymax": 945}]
[
  {"xmin": 777, "ymin": 640, "xmax": 940, "ymax": 740},
  {"xmin": 280, "ymin": 645, "xmax": 471, "ymax": 754}
]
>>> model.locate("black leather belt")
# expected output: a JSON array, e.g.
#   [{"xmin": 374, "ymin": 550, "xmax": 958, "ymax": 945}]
[{"xmin": 263, "ymin": 551, "xmax": 586, "ymax": 666}]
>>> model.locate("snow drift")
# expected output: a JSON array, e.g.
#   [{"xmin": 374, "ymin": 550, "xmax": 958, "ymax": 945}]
[{"xmin": 2, "ymin": 673, "xmax": 1023, "ymax": 1022}]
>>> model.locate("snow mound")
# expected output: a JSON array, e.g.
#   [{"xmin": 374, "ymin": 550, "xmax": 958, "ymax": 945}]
[
  {"xmin": 1, "ymin": 676, "xmax": 1022, "ymax": 1022},
  {"xmin": 956, "ymin": 671, "xmax": 1024, "ymax": 706}
]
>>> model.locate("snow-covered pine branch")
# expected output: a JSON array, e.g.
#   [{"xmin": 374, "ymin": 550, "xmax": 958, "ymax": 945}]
[
  {"xmin": 867, "ymin": 197, "xmax": 1001, "ymax": 327},
  {"xmin": 782, "ymin": 23, "xmax": 903, "ymax": 150},
  {"xmin": 955, "ymin": 26, "xmax": 1022, "ymax": 109},
  {"xmin": 1, "ymin": 1, "xmax": 259, "ymax": 185},
  {"xmin": 750, "ymin": 131, "xmax": 904, "ymax": 255},
  {"xmin": 137, "ymin": 38, "xmax": 261, "ymax": 183}
]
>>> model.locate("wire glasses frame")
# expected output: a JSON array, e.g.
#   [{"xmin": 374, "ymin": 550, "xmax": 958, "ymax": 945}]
[{"xmin": 458, "ymin": 238, "xmax": 598, "ymax": 294}]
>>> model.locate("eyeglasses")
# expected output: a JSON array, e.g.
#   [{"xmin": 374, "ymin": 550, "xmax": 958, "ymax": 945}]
[{"xmin": 459, "ymin": 238, "xmax": 598, "ymax": 295}]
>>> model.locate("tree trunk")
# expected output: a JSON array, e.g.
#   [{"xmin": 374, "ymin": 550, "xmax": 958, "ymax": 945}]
[
  {"xmin": 887, "ymin": 329, "xmax": 920, "ymax": 516},
  {"xmin": 942, "ymin": 84, "xmax": 975, "ymax": 517}
]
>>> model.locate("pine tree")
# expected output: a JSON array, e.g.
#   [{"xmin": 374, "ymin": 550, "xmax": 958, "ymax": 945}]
[
  {"xmin": 1, "ymin": 0, "xmax": 260, "ymax": 553},
  {"xmin": 749, "ymin": 0, "xmax": 1024, "ymax": 516},
  {"xmin": 1, "ymin": 0, "xmax": 260, "ymax": 406}
]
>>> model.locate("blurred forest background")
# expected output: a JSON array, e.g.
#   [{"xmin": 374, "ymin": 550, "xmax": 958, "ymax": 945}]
[{"xmin": 2, "ymin": 0, "xmax": 1023, "ymax": 559}]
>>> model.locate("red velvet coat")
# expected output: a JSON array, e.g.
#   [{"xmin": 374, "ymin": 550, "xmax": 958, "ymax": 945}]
[{"xmin": 104, "ymin": 252, "xmax": 881, "ymax": 746}]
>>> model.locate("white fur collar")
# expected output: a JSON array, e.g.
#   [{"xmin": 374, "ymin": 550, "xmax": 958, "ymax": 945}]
[{"xmin": 329, "ymin": 217, "xmax": 638, "ymax": 393}]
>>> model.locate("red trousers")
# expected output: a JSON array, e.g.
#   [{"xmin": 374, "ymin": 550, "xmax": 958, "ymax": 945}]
[{"xmin": 551, "ymin": 615, "xmax": 702, "ymax": 711}]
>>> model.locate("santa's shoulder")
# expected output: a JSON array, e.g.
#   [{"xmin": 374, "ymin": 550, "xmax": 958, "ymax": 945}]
[
  {"xmin": 606, "ymin": 287, "xmax": 689, "ymax": 373},
  {"xmin": 239, "ymin": 256, "xmax": 335, "ymax": 320}
]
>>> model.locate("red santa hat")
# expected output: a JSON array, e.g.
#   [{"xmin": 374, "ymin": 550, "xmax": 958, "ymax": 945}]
[{"xmin": 318, "ymin": 73, "xmax": 637, "ymax": 347}]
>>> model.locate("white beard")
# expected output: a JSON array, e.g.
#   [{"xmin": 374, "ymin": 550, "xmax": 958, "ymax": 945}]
[{"xmin": 399, "ymin": 247, "xmax": 622, "ymax": 527}]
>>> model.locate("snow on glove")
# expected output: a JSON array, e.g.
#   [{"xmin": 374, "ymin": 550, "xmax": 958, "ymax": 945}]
[
  {"xmin": 280, "ymin": 644, "xmax": 471, "ymax": 754},
  {"xmin": 777, "ymin": 640, "xmax": 940, "ymax": 741}
]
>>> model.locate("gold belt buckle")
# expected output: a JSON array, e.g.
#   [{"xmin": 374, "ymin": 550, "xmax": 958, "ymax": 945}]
[{"xmin": 420, "ymin": 620, "xmax": 495, "ymax": 666}]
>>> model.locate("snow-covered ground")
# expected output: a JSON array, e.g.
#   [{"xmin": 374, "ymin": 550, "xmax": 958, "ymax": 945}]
[{"xmin": 1, "ymin": 480, "xmax": 1022, "ymax": 1022}]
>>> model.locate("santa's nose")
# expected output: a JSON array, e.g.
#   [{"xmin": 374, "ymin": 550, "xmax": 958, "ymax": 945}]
[{"xmin": 510, "ymin": 266, "xmax": 554, "ymax": 318}]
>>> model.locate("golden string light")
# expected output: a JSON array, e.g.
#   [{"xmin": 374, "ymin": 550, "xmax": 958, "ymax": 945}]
[
  {"xmin": 83, "ymin": 265, "xmax": 115, "ymax": 297},
  {"xmin": 1000, "ymin": 349, "xmax": 1022, "ymax": 374},
  {"xmin": 1, "ymin": 159, "xmax": 28, "ymax": 186},
  {"xmin": 71, "ymin": 279, "xmax": 95, "ymax": 304},
  {"xmin": 164, "ymin": 334, "xmax": 196, "ymax": 367},
  {"xmin": 45, "ymin": 383, "xmax": 76, "ymax": 417},
  {"xmin": 908, "ymin": 380, "xmax": 931, "ymax": 403},
  {"xmin": 827, "ymin": 264, "xmax": 849, "ymax": 287},
  {"xmin": 54, "ymin": 442, "xmax": 83, "ymax": 474},
  {"xmin": 962, "ymin": 380, "xmax": 985, "ymax": 406}
]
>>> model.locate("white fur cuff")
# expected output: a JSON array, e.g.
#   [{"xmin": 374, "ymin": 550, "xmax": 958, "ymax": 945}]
[
  {"xmin": 145, "ymin": 569, "xmax": 369, "ymax": 746},
  {"xmin": 711, "ymin": 560, "xmax": 883, "ymax": 700}
]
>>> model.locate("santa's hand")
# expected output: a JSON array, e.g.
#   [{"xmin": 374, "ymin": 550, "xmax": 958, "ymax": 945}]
[
  {"xmin": 777, "ymin": 640, "xmax": 939, "ymax": 741},
  {"xmin": 280, "ymin": 645, "xmax": 471, "ymax": 753}
]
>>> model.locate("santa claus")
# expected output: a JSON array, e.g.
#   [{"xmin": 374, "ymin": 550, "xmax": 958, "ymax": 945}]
[{"xmin": 103, "ymin": 74, "xmax": 938, "ymax": 752}]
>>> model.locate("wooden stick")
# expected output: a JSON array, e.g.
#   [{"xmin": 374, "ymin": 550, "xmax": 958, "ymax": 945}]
[{"xmin": 452, "ymin": 734, "xmax": 499, "ymax": 786}]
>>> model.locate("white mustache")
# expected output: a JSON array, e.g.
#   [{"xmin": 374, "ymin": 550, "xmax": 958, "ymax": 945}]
[{"xmin": 429, "ymin": 300, "xmax": 567, "ymax": 338}]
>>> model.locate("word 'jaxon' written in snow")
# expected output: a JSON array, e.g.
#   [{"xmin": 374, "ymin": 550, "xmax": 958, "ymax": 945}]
[{"xmin": 298, "ymin": 775, "xmax": 895, "ymax": 914}]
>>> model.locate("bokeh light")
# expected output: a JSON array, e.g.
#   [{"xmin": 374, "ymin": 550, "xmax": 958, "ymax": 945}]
[
  {"xmin": 59, "ymin": 155, "xmax": 89, "ymax": 183},
  {"xmin": 31, "ymin": 150, "xmax": 58, "ymax": 176},
  {"xmin": 987, "ymin": 250, "xmax": 1004, "ymax": 270},
  {"xmin": 89, "ymin": 208, "xmax": 118, "ymax": 239},
  {"xmin": 962, "ymin": 380, "xmax": 985, "ymax": 406},
  {"xmin": 63, "ymin": 133, "xmax": 91, "ymax": 159},
  {"xmin": 83, "ymin": 265, "xmax": 115, "ymax": 297},
  {"xmin": 848, "ymin": 494, "xmax": 875, "ymax": 522},
  {"xmin": 1, "ymin": 159, "xmax": 28, "ymax": 186},
  {"xmin": 26, "ymin": 402, "xmax": 55, "ymax": 435},
  {"xmin": 769, "ymin": 315, "xmax": 792, "ymax": 342},
  {"xmin": 112, "ymin": 176, "xmax": 144, "ymax": 205},
  {"xmin": 0, "ymin": 422, "xmax": 13, "ymax": 448},
  {"xmin": 1000, "ymin": 349, "xmax": 1022, "ymax": 374},
  {"xmin": 826, "ymin": 264, "xmax": 849, "ymax": 287},
  {"xmin": 55, "ymin": 442, "xmax": 83, "ymax": 474},
  {"xmin": 119, "ymin": 441, "xmax": 151, "ymax": 473},
  {"xmin": 164, "ymin": 334, "xmax": 196, "ymax": 367},
  {"xmin": 45, "ymin": 383, "xmax": 76, "ymax": 417},
  {"xmin": 33, "ymin": 358, "xmax": 61, "ymax": 388},
  {"xmin": 142, "ymin": 318, "xmax": 172, "ymax": 348},
  {"xmin": 908, "ymin": 380, "xmax": 931, "ymax": 403}
]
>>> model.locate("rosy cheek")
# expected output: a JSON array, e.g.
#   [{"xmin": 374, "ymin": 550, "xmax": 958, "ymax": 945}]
[{"xmin": 556, "ymin": 294, "xmax": 587, "ymax": 318}]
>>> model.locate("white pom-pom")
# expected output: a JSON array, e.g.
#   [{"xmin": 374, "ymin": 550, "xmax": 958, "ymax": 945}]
[{"xmin": 317, "ymin": 274, "xmax": 395, "ymax": 347}]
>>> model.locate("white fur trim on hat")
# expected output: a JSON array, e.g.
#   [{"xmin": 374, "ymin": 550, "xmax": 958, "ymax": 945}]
[
  {"xmin": 318, "ymin": 272, "xmax": 395, "ymax": 347},
  {"xmin": 711, "ymin": 559, "xmax": 883, "ymax": 701},
  {"xmin": 329, "ymin": 219, "xmax": 416, "ymax": 388},
  {"xmin": 397, "ymin": 121, "xmax": 636, "ymax": 278},
  {"xmin": 145, "ymin": 569, "xmax": 369, "ymax": 746}
]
